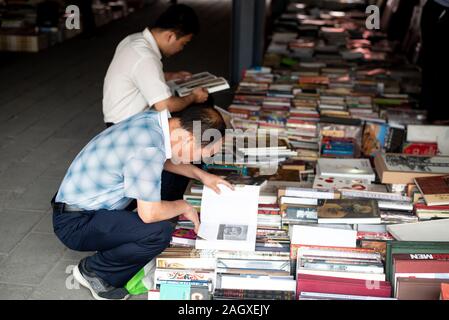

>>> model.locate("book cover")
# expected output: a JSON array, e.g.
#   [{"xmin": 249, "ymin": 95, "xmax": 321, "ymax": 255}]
[
  {"xmin": 317, "ymin": 158, "xmax": 375, "ymax": 181},
  {"xmin": 296, "ymin": 274, "xmax": 391, "ymax": 299},
  {"xmin": 362, "ymin": 122, "xmax": 389, "ymax": 157},
  {"xmin": 414, "ymin": 175, "xmax": 449, "ymax": 206},
  {"xmin": 313, "ymin": 175, "xmax": 375, "ymax": 191},
  {"xmin": 318, "ymin": 199, "xmax": 381, "ymax": 224},
  {"xmin": 386, "ymin": 241, "xmax": 449, "ymax": 284},
  {"xmin": 375, "ymin": 153, "xmax": 449, "ymax": 184},
  {"xmin": 396, "ymin": 278, "xmax": 449, "ymax": 300},
  {"xmin": 387, "ymin": 220, "xmax": 449, "ymax": 242}
]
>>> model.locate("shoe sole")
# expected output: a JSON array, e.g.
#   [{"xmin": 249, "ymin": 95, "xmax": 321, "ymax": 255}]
[{"xmin": 73, "ymin": 265, "xmax": 129, "ymax": 301}]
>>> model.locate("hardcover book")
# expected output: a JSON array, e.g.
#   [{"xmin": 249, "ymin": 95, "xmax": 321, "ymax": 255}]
[
  {"xmin": 375, "ymin": 153, "xmax": 449, "ymax": 184},
  {"xmin": 317, "ymin": 158, "xmax": 375, "ymax": 181},
  {"xmin": 318, "ymin": 199, "xmax": 381, "ymax": 224},
  {"xmin": 414, "ymin": 175, "xmax": 449, "ymax": 206},
  {"xmin": 167, "ymin": 71, "xmax": 230, "ymax": 97}
]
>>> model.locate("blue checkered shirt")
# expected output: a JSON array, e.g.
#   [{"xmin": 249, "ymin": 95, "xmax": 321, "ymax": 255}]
[{"xmin": 56, "ymin": 111, "xmax": 167, "ymax": 210}]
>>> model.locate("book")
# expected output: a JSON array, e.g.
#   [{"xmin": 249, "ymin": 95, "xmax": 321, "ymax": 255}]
[
  {"xmin": 362, "ymin": 122, "xmax": 389, "ymax": 157},
  {"xmin": 386, "ymin": 241, "xmax": 449, "ymax": 284},
  {"xmin": 171, "ymin": 228, "xmax": 197, "ymax": 247},
  {"xmin": 415, "ymin": 204, "xmax": 449, "ymax": 220},
  {"xmin": 156, "ymin": 257, "xmax": 216, "ymax": 270},
  {"xmin": 317, "ymin": 158, "xmax": 375, "ymax": 181},
  {"xmin": 387, "ymin": 220, "xmax": 449, "ymax": 242},
  {"xmin": 279, "ymin": 196, "xmax": 319, "ymax": 206},
  {"xmin": 403, "ymin": 142, "xmax": 438, "ymax": 156},
  {"xmin": 442, "ymin": 283, "xmax": 449, "ymax": 300},
  {"xmin": 224, "ymin": 174, "xmax": 267, "ymax": 187},
  {"xmin": 167, "ymin": 72, "xmax": 230, "ymax": 97},
  {"xmin": 216, "ymin": 274, "xmax": 296, "ymax": 291},
  {"xmin": 397, "ymin": 278, "xmax": 449, "ymax": 300},
  {"xmin": 196, "ymin": 185, "xmax": 260, "ymax": 251},
  {"xmin": 313, "ymin": 176, "xmax": 371, "ymax": 190},
  {"xmin": 291, "ymin": 225, "xmax": 357, "ymax": 248},
  {"xmin": 317, "ymin": 199, "xmax": 381, "ymax": 224},
  {"xmin": 296, "ymin": 268, "xmax": 386, "ymax": 282},
  {"xmin": 406, "ymin": 125, "xmax": 449, "ymax": 146},
  {"xmin": 374, "ymin": 154, "xmax": 449, "ymax": 184},
  {"xmin": 414, "ymin": 175, "xmax": 449, "ymax": 206},
  {"xmin": 213, "ymin": 288, "xmax": 294, "ymax": 300},
  {"xmin": 278, "ymin": 187, "xmax": 339, "ymax": 199},
  {"xmin": 393, "ymin": 257, "xmax": 449, "ymax": 293},
  {"xmin": 296, "ymin": 274, "xmax": 391, "ymax": 299},
  {"xmin": 298, "ymin": 291, "xmax": 395, "ymax": 300}
]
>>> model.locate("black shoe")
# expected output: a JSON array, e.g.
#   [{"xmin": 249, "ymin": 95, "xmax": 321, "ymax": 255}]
[{"xmin": 73, "ymin": 257, "xmax": 129, "ymax": 300}]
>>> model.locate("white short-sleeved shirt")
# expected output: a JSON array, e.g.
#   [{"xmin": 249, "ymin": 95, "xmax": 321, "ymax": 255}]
[
  {"xmin": 102, "ymin": 28, "xmax": 172, "ymax": 124},
  {"xmin": 103, "ymin": 28, "xmax": 172, "ymax": 159}
]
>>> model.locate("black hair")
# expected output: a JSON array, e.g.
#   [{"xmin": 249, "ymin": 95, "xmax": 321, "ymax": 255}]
[
  {"xmin": 152, "ymin": 4, "xmax": 200, "ymax": 38},
  {"xmin": 178, "ymin": 105, "xmax": 226, "ymax": 147}
]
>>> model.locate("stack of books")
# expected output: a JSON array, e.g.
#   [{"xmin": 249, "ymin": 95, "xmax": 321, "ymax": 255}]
[{"xmin": 145, "ymin": 0, "xmax": 449, "ymax": 301}]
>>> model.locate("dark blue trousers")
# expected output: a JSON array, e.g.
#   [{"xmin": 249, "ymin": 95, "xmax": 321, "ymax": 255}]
[{"xmin": 53, "ymin": 207, "xmax": 174, "ymax": 288}]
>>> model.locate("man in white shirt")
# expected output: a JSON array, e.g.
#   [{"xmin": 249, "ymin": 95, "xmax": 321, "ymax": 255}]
[
  {"xmin": 102, "ymin": 4, "xmax": 208, "ymax": 126},
  {"xmin": 102, "ymin": 4, "xmax": 213, "ymax": 207}
]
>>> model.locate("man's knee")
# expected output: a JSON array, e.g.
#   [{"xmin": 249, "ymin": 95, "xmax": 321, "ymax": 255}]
[
  {"xmin": 140, "ymin": 220, "xmax": 173, "ymax": 248},
  {"xmin": 157, "ymin": 220, "xmax": 174, "ymax": 246}
]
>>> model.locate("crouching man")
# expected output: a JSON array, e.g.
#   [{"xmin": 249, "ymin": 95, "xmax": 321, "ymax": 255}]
[{"xmin": 51, "ymin": 106, "xmax": 231, "ymax": 300}]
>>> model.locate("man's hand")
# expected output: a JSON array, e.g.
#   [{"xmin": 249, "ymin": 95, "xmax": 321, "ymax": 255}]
[
  {"xmin": 176, "ymin": 71, "xmax": 192, "ymax": 79},
  {"xmin": 181, "ymin": 201, "xmax": 200, "ymax": 234},
  {"xmin": 199, "ymin": 171, "xmax": 234, "ymax": 194},
  {"xmin": 191, "ymin": 87, "xmax": 208, "ymax": 103},
  {"xmin": 165, "ymin": 71, "xmax": 192, "ymax": 81}
]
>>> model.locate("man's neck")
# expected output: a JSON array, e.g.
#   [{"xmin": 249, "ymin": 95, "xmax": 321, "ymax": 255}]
[
  {"xmin": 168, "ymin": 117, "xmax": 181, "ymax": 134},
  {"xmin": 149, "ymin": 29, "xmax": 164, "ymax": 53}
]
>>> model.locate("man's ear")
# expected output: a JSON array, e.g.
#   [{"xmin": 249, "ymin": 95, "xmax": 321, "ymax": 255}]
[{"xmin": 166, "ymin": 30, "xmax": 178, "ymax": 43}]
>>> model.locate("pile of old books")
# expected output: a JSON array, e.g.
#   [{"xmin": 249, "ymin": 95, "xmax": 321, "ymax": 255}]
[{"xmin": 146, "ymin": 0, "xmax": 449, "ymax": 300}]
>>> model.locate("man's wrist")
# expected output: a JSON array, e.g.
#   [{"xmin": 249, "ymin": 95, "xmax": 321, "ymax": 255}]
[
  {"xmin": 193, "ymin": 167, "xmax": 206, "ymax": 182},
  {"xmin": 189, "ymin": 92, "xmax": 197, "ymax": 104},
  {"xmin": 174, "ymin": 199, "xmax": 188, "ymax": 213}
]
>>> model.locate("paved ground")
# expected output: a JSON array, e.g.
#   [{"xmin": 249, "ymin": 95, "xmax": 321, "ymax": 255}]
[{"xmin": 0, "ymin": 0, "xmax": 231, "ymax": 300}]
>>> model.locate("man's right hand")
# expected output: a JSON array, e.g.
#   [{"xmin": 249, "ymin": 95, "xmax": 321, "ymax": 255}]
[
  {"xmin": 181, "ymin": 201, "xmax": 200, "ymax": 234},
  {"xmin": 191, "ymin": 87, "xmax": 208, "ymax": 104}
]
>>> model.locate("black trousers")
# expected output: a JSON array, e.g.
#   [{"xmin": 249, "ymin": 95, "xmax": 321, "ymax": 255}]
[
  {"xmin": 420, "ymin": 0, "xmax": 449, "ymax": 122},
  {"xmin": 53, "ymin": 205, "xmax": 174, "ymax": 287}
]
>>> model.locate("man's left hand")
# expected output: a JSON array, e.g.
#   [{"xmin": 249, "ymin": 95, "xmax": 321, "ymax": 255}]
[
  {"xmin": 175, "ymin": 71, "xmax": 192, "ymax": 79},
  {"xmin": 165, "ymin": 71, "xmax": 191, "ymax": 81},
  {"xmin": 200, "ymin": 172, "xmax": 234, "ymax": 194}
]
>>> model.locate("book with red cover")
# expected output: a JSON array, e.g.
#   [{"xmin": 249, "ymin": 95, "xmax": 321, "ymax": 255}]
[
  {"xmin": 414, "ymin": 175, "xmax": 449, "ymax": 206},
  {"xmin": 415, "ymin": 204, "xmax": 449, "ymax": 211},
  {"xmin": 393, "ymin": 256, "xmax": 449, "ymax": 289},
  {"xmin": 172, "ymin": 228, "xmax": 197, "ymax": 240},
  {"xmin": 394, "ymin": 259, "xmax": 449, "ymax": 274},
  {"xmin": 403, "ymin": 142, "xmax": 438, "ymax": 156},
  {"xmin": 296, "ymin": 274, "xmax": 392, "ymax": 299}
]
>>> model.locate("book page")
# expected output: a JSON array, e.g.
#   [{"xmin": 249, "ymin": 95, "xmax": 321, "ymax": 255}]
[{"xmin": 196, "ymin": 184, "xmax": 260, "ymax": 251}]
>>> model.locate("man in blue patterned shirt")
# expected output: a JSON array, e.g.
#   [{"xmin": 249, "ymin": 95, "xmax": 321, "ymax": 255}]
[{"xmin": 52, "ymin": 106, "xmax": 232, "ymax": 300}]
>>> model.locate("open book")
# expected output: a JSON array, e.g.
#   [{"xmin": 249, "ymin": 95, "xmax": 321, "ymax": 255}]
[{"xmin": 167, "ymin": 72, "xmax": 230, "ymax": 97}]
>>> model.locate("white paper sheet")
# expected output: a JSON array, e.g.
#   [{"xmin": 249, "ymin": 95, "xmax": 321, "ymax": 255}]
[{"xmin": 196, "ymin": 184, "xmax": 260, "ymax": 251}]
